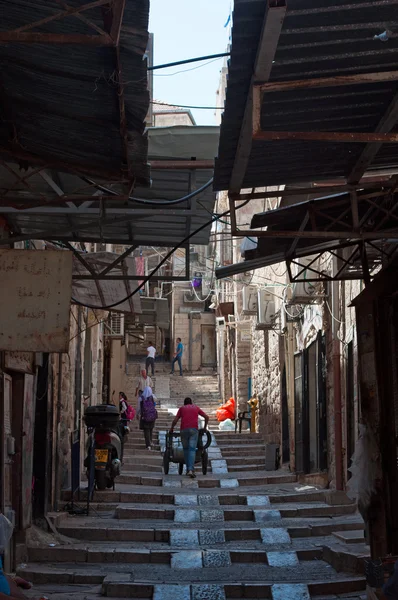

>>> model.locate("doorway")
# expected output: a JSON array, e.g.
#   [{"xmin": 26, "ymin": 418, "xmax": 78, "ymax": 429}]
[
  {"xmin": 281, "ymin": 365, "xmax": 290, "ymax": 464},
  {"xmin": 346, "ymin": 341, "xmax": 355, "ymax": 478},
  {"xmin": 201, "ymin": 325, "xmax": 216, "ymax": 367},
  {"xmin": 294, "ymin": 333, "xmax": 327, "ymax": 473},
  {"xmin": 33, "ymin": 354, "xmax": 51, "ymax": 523}
]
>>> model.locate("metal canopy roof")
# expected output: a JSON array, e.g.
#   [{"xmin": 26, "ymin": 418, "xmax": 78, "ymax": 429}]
[
  {"xmin": 0, "ymin": 126, "xmax": 219, "ymax": 247},
  {"xmin": 72, "ymin": 250, "xmax": 142, "ymax": 313},
  {"xmin": 0, "ymin": 0, "xmax": 150, "ymax": 186},
  {"xmin": 214, "ymin": 0, "xmax": 398, "ymax": 192},
  {"xmin": 216, "ymin": 183, "xmax": 398, "ymax": 282}
]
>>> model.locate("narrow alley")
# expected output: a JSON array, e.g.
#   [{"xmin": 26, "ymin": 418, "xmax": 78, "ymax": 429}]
[
  {"xmin": 19, "ymin": 370, "xmax": 367, "ymax": 600},
  {"xmin": 1, "ymin": 1, "xmax": 398, "ymax": 600}
]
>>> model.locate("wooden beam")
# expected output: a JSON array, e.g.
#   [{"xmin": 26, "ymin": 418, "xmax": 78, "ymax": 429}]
[
  {"xmin": 255, "ymin": 71, "xmax": 398, "ymax": 94},
  {"xmin": 348, "ymin": 92, "xmax": 398, "ymax": 184},
  {"xmin": 0, "ymin": 32, "xmax": 113, "ymax": 45},
  {"xmin": 252, "ymin": 130, "xmax": 398, "ymax": 143},
  {"xmin": 229, "ymin": 0, "xmax": 287, "ymax": 193}
]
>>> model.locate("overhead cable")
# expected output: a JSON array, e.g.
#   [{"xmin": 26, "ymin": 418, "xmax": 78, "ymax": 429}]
[
  {"xmin": 151, "ymin": 101, "xmax": 223, "ymax": 110},
  {"xmin": 148, "ymin": 52, "xmax": 230, "ymax": 71},
  {"xmin": 82, "ymin": 177, "xmax": 213, "ymax": 206}
]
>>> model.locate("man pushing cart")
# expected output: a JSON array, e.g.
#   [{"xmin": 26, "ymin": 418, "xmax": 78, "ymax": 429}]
[{"xmin": 168, "ymin": 397, "xmax": 211, "ymax": 478}]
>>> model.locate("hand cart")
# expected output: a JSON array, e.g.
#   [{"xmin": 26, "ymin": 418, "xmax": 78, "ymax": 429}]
[{"xmin": 163, "ymin": 428, "xmax": 212, "ymax": 475}]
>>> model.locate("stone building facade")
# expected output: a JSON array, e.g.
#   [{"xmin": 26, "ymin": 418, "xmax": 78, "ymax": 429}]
[{"xmin": 213, "ymin": 188, "xmax": 361, "ymax": 490}]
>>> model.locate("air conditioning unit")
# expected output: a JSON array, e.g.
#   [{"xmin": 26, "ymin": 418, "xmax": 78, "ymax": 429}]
[
  {"xmin": 242, "ymin": 285, "xmax": 258, "ymax": 315},
  {"xmin": 289, "ymin": 256, "xmax": 324, "ymax": 304},
  {"xmin": 256, "ymin": 289, "xmax": 276, "ymax": 330},
  {"xmin": 107, "ymin": 312, "xmax": 124, "ymax": 337},
  {"xmin": 141, "ymin": 297, "xmax": 156, "ymax": 312}
]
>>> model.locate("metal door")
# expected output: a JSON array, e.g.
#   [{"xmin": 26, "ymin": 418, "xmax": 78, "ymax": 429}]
[
  {"xmin": 281, "ymin": 366, "xmax": 290, "ymax": 464},
  {"xmin": 201, "ymin": 325, "xmax": 216, "ymax": 366}
]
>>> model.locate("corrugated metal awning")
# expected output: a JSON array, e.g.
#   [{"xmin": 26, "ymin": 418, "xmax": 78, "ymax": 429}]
[
  {"xmin": 216, "ymin": 186, "xmax": 398, "ymax": 282},
  {"xmin": 0, "ymin": 126, "xmax": 219, "ymax": 248},
  {"xmin": 214, "ymin": 0, "xmax": 398, "ymax": 192},
  {"xmin": 72, "ymin": 251, "xmax": 142, "ymax": 314}
]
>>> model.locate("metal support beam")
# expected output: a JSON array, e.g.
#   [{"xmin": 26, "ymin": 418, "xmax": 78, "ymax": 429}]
[
  {"xmin": 255, "ymin": 70, "xmax": 398, "ymax": 94},
  {"xmin": 252, "ymin": 130, "xmax": 398, "ymax": 143},
  {"xmin": 229, "ymin": 0, "xmax": 287, "ymax": 193},
  {"xmin": 150, "ymin": 160, "xmax": 214, "ymax": 170},
  {"xmin": 0, "ymin": 146, "xmax": 127, "ymax": 181},
  {"xmin": 110, "ymin": 0, "xmax": 125, "ymax": 45},
  {"xmin": 98, "ymin": 245, "xmax": 137, "ymax": 276},
  {"xmin": 229, "ymin": 227, "xmax": 398, "ymax": 240},
  {"xmin": 230, "ymin": 180, "xmax": 395, "ymax": 200},
  {"xmin": 0, "ymin": 32, "xmax": 114, "ymax": 45},
  {"xmin": 73, "ymin": 274, "xmax": 190, "ymax": 281},
  {"xmin": 348, "ymin": 92, "xmax": 398, "ymax": 183}
]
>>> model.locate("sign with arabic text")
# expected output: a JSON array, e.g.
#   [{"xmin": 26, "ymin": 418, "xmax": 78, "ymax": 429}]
[{"xmin": 0, "ymin": 249, "xmax": 72, "ymax": 352}]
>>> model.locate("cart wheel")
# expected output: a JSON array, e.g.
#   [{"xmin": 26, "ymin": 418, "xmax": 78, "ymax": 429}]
[
  {"xmin": 163, "ymin": 452, "xmax": 170, "ymax": 475},
  {"xmin": 178, "ymin": 463, "xmax": 184, "ymax": 475},
  {"xmin": 201, "ymin": 451, "xmax": 208, "ymax": 475}
]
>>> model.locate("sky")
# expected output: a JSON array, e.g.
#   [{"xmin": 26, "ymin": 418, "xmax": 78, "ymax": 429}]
[{"xmin": 149, "ymin": 0, "xmax": 231, "ymax": 126}]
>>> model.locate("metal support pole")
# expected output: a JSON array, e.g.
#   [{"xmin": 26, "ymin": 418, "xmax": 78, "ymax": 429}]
[{"xmin": 331, "ymin": 256, "xmax": 343, "ymax": 491}]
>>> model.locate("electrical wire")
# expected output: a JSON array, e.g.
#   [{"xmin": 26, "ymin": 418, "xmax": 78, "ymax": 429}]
[
  {"xmin": 154, "ymin": 57, "xmax": 223, "ymax": 77},
  {"xmin": 152, "ymin": 101, "xmax": 223, "ymax": 110},
  {"xmin": 81, "ymin": 176, "xmax": 213, "ymax": 206},
  {"xmin": 71, "ymin": 200, "xmax": 250, "ymax": 310},
  {"xmin": 325, "ymin": 300, "xmax": 345, "ymax": 325},
  {"xmin": 148, "ymin": 52, "xmax": 230, "ymax": 71}
]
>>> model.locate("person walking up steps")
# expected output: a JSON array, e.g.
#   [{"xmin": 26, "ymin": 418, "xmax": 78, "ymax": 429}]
[
  {"xmin": 146, "ymin": 342, "xmax": 156, "ymax": 376},
  {"xmin": 135, "ymin": 369, "xmax": 153, "ymax": 399},
  {"xmin": 170, "ymin": 337, "xmax": 184, "ymax": 376},
  {"xmin": 169, "ymin": 397, "xmax": 209, "ymax": 478},
  {"xmin": 137, "ymin": 386, "xmax": 158, "ymax": 450}
]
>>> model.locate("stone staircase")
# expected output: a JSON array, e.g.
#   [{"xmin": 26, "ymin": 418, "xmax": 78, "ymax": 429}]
[{"xmin": 21, "ymin": 374, "xmax": 369, "ymax": 600}]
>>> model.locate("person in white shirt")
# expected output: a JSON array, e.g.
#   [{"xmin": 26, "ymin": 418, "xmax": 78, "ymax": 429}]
[
  {"xmin": 146, "ymin": 342, "xmax": 156, "ymax": 376},
  {"xmin": 135, "ymin": 369, "xmax": 153, "ymax": 398}
]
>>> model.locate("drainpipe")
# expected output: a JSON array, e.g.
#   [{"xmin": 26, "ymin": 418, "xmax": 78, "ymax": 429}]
[
  {"xmin": 189, "ymin": 313, "xmax": 193, "ymax": 373},
  {"xmin": 332, "ymin": 256, "xmax": 343, "ymax": 490}
]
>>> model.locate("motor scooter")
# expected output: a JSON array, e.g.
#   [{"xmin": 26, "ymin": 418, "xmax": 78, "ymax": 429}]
[{"xmin": 83, "ymin": 404, "xmax": 127, "ymax": 490}]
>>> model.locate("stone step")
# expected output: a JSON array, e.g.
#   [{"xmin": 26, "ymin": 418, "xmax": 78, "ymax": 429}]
[
  {"xmin": 56, "ymin": 516, "xmax": 364, "ymax": 542},
  {"xmin": 332, "ymin": 530, "xmax": 366, "ymax": 544},
  {"xmin": 77, "ymin": 471, "xmax": 297, "ymax": 490},
  {"xmin": 61, "ymin": 490, "xmax": 355, "ymax": 511},
  {"xmin": 17, "ymin": 564, "xmax": 365, "ymax": 599},
  {"xmin": 225, "ymin": 456, "xmax": 266, "ymax": 466},
  {"xmin": 114, "ymin": 502, "xmax": 357, "ymax": 521},
  {"xmin": 28, "ymin": 545, "xmax": 326, "ymax": 565},
  {"xmin": 220, "ymin": 446, "xmax": 267, "ymax": 456}
]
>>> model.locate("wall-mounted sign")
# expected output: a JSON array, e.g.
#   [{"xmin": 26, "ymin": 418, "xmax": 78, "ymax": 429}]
[
  {"xmin": 0, "ymin": 249, "xmax": 72, "ymax": 352},
  {"xmin": 4, "ymin": 352, "xmax": 34, "ymax": 373}
]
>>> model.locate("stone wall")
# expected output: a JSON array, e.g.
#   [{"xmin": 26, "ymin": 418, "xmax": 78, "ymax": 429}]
[{"xmin": 50, "ymin": 306, "xmax": 105, "ymax": 507}]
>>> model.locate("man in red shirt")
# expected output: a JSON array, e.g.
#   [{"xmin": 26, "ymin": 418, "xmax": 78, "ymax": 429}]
[{"xmin": 170, "ymin": 397, "xmax": 209, "ymax": 478}]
